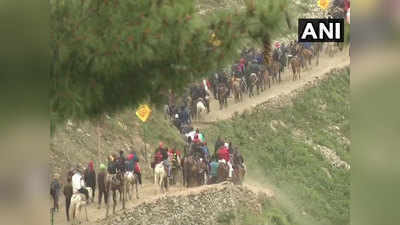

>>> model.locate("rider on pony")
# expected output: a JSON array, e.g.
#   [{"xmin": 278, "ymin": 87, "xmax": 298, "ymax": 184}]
[
  {"xmin": 217, "ymin": 143, "xmax": 233, "ymax": 178},
  {"xmin": 117, "ymin": 150, "xmax": 126, "ymax": 173},
  {"xmin": 127, "ymin": 151, "xmax": 142, "ymax": 185},
  {"xmin": 107, "ymin": 154, "xmax": 117, "ymax": 174},
  {"xmin": 153, "ymin": 142, "xmax": 171, "ymax": 178}
]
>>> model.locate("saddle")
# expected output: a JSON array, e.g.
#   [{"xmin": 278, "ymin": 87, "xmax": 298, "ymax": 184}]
[{"xmin": 111, "ymin": 174, "xmax": 122, "ymax": 186}]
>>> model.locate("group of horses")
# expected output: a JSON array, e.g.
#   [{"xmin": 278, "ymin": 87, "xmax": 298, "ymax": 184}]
[
  {"xmin": 165, "ymin": 40, "xmax": 336, "ymax": 122},
  {"xmin": 69, "ymin": 168, "xmax": 140, "ymax": 224},
  {"xmin": 151, "ymin": 148, "xmax": 246, "ymax": 196},
  {"xmin": 209, "ymin": 41, "xmax": 341, "ymax": 111}
]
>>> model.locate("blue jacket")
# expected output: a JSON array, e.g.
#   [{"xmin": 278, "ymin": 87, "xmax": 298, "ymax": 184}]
[
  {"xmin": 210, "ymin": 161, "xmax": 219, "ymax": 177},
  {"xmin": 303, "ymin": 42, "xmax": 312, "ymax": 50}
]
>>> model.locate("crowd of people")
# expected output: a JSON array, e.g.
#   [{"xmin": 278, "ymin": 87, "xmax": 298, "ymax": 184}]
[
  {"xmin": 50, "ymin": 150, "xmax": 143, "ymax": 221},
  {"xmin": 50, "ymin": 125, "xmax": 247, "ymax": 222},
  {"xmin": 165, "ymin": 38, "xmax": 335, "ymax": 133}
]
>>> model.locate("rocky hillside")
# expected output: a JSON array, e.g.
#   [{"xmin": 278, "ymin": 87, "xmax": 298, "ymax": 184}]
[{"xmin": 100, "ymin": 182, "xmax": 293, "ymax": 225}]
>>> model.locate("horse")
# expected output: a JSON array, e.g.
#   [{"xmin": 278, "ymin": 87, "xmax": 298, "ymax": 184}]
[
  {"xmin": 326, "ymin": 42, "xmax": 338, "ymax": 57},
  {"xmin": 270, "ymin": 60, "xmax": 281, "ymax": 84},
  {"xmin": 248, "ymin": 73, "xmax": 258, "ymax": 97},
  {"xmin": 239, "ymin": 76, "xmax": 248, "ymax": 95},
  {"xmin": 232, "ymin": 164, "xmax": 246, "ymax": 185},
  {"xmin": 217, "ymin": 84, "xmax": 228, "ymax": 110},
  {"xmin": 195, "ymin": 98, "xmax": 206, "ymax": 121},
  {"xmin": 232, "ymin": 78, "xmax": 242, "ymax": 103},
  {"xmin": 107, "ymin": 171, "xmax": 125, "ymax": 215},
  {"xmin": 217, "ymin": 161, "xmax": 229, "ymax": 183},
  {"xmin": 279, "ymin": 46, "xmax": 288, "ymax": 73},
  {"xmin": 154, "ymin": 162, "xmax": 168, "ymax": 194},
  {"xmin": 124, "ymin": 171, "xmax": 139, "ymax": 200},
  {"xmin": 262, "ymin": 68, "xmax": 271, "ymax": 90},
  {"xmin": 70, "ymin": 192, "xmax": 89, "ymax": 224},
  {"xmin": 297, "ymin": 44, "xmax": 313, "ymax": 70},
  {"xmin": 182, "ymin": 155, "xmax": 205, "ymax": 187},
  {"xmin": 230, "ymin": 147, "xmax": 246, "ymax": 185},
  {"xmin": 84, "ymin": 187, "xmax": 93, "ymax": 203},
  {"xmin": 302, "ymin": 48, "xmax": 313, "ymax": 69},
  {"xmin": 289, "ymin": 55, "xmax": 301, "ymax": 81},
  {"xmin": 169, "ymin": 155, "xmax": 182, "ymax": 186}
]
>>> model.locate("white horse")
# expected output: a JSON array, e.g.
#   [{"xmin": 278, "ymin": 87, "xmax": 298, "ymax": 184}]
[
  {"xmin": 70, "ymin": 192, "xmax": 89, "ymax": 224},
  {"xmin": 154, "ymin": 162, "xmax": 168, "ymax": 194},
  {"xmin": 85, "ymin": 186, "xmax": 93, "ymax": 203},
  {"xmin": 125, "ymin": 171, "xmax": 139, "ymax": 200},
  {"xmin": 196, "ymin": 99, "xmax": 206, "ymax": 121}
]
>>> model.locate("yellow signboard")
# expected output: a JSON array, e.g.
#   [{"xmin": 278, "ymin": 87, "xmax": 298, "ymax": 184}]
[
  {"xmin": 209, "ymin": 32, "xmax": 221, "ymax": 47},
  {"xmin": 317, "ymin": 0, "xmax": 330, "ymax": 10},
  {"xmin": 136, "ymin": 104, "xmax": 152, "ymax": 122}
]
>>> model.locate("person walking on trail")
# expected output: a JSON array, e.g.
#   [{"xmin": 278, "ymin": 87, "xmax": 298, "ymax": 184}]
[
  {"xmin": 50, "ymin": 173, "xmax": 61, "ymax": 212},
  {"xmin": 218, "ymin": 143, "xmax": 234, "ymax": 178},
  {"xmin": 84, "ymin": 161, "xmax": 96, "ymax": 202},
  {"xmin": 63, "ymin": 177, "xmax": 73, "ymax": 221},
  {"xmin": 97, "ymin": 164, "xmax": 108, "ymax": 209}
]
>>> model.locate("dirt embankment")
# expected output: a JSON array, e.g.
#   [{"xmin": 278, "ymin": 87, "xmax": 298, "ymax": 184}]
[{"xmin": 100, "ymin": 182, "xmax": 272, "ymax": 225}]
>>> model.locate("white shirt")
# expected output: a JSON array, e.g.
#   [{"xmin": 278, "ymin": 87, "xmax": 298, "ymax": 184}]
[{"xmin": 72, "ymin": 172, "xmax": 84, "ymax": 193}]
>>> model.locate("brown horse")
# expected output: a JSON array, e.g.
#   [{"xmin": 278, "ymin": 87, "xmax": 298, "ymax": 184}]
[
  {"xmin": 182, "ymin": 155, "xmax": 207, "ymax": 187},
  {"xmin": 270, "ymin": 60, "xmax": 281, "ymax": 84},
  {"xmin": 217, "ymin": 162, "xmax": 229, "ymax": 183},
  {"xmin": 262, "ymin": 69, "xmax": 271, "ymax": 90},
  {"xmin": 290, "ymin": 56, "xmax": 301, "ymax": 81},
  {"xmin": 232, "ymin": 78, "xmax": 242, "ymax": 103},
  {"xmin": 105, "ymin": 171, "xmax": 125, "ymax": 216},
  {"xmin": 232, "ymin": 164, "xmax": 246, "ymax": 185},
  {"xmin": 217, "ymin": 84, "xmax": 228, "ymax": 110},
  {"xmin": 300, "ymin": 47, "xmax": 313, "ymax": 70}
]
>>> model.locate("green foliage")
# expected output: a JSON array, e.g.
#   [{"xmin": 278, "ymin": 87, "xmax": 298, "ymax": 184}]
[
  {"xmin": 50, "ymin": 0, "xmax": 289, "ymax": 125},
  {"xmin": 206, "ymin": 68, "xmax": 350, "ymax": 225},
  {"xmin": 139, "ymin": 109, "xmax": 186, "ymax": 150}
]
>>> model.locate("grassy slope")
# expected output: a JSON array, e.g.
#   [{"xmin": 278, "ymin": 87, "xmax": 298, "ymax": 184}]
[
  {"xmin": 50, "ymin": 108, "xmax": 184, "ymax": 181},
  {"xmin": 207, "ymin": 68, "xmax": 350, "ymax": 225}
]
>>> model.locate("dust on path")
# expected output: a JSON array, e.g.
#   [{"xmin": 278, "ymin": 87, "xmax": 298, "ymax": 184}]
[{"xmin": 194, "ymin": 49, "xmax": 350, "ymax": 125}]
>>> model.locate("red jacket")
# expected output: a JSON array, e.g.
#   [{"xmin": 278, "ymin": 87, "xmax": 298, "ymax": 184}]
[
  {"xmin": 154, "ymin": 151, "xmax": 163, "ymax": 164},
  {"xmin": 218, "ymin": 147, "xmax": 230, "ymax": 162}
]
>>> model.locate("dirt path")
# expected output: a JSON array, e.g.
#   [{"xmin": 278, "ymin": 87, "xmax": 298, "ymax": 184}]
[
  {"xmin": 194, "ymin": 49, "xmax": 350, "ymax": 125},
  {"xmin": 52, "ymin": 181, "xmax": 273, "ymax": 225}
]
